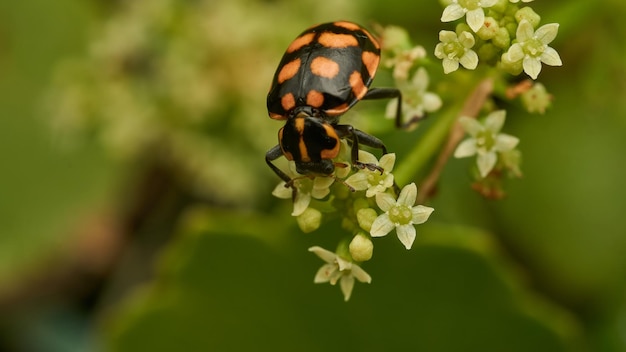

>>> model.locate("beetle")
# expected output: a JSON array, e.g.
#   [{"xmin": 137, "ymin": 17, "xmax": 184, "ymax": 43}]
[{"xmin": 266, "ymin": 21, "xmax": 405, "ymax": 191}]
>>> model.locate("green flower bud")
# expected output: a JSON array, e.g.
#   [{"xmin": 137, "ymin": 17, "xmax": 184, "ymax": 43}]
[
  {"xmin": 478, "ymin": 43, "xmax": 500, "ymax": 63},
  {"xmin": 349, "ymin": 232, "xmax": 374, "ymax": 262},
  {"xmin": 356, "ymin": 207, "xmax": 378, "ymax": 232},
  {"xmin": 492, "ymin": 27, "xmax": 510, "ymax": 49},
  {"xmin": 521, "ymin": 82, "xmax": 552, "ymax": 114},
  {"xmin": 500, "ymin": 52, "xmax": 523, "ymax": 75},
  {"xmin": 296, "ymin": 207, "xmax": 322, "ymax": 233},
  {"xmin": 352, "ymin": 197, "xmax": 370, "ymax": 213},
  {"xmin": 477, "ymin": 17, "xmax": 499, "ymax": 40},
  {"xmin": 515, "ymin": 7, "xmax": 541, "ymax": 28},
  {"xmin": 455, "ymin": 23, "xmax": 472, "ymax": 36}
]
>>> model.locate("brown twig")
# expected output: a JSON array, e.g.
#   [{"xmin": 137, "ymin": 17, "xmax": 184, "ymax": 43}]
[{"xmin": 417, "ymin": 78, "xmax": 494, "ymax": 204}]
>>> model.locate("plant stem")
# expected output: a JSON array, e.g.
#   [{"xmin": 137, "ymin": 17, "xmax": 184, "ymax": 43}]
[{"xmin": 415, "ymin": 78, "xmax": 494, "ymax": 204}]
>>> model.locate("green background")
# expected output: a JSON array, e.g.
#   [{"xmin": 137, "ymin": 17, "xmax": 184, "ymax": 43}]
[{"xmin": 1, "ymin": 0, "xmax": 625, "ymax": 351}]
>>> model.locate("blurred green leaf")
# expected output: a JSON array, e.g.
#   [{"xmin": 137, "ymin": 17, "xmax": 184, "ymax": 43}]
[{"xmin": 103, "ymin": 208, "xmax": 581, "ymax": 352}]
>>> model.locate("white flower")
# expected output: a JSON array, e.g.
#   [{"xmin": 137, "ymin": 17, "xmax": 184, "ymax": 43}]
[
  {"xmin": 385, "ymin": 67, "xmax": 442, "ymax": 125},
  {"xmin": 434, "ymin": 30, "xmax": 479, "ymax": 74},
  {"xmin": 385, "ymin": 46, "xmax": 427, "ymax": 80},
  {"xmin": 509, "ymin": 0, "xmax": 533, "ymax": 3},
  {"xmin": 308, "ymin": 246, "xmax": 372, "ymax": 301},
  {"xmin": 370, "ymin": 183, "xmax": 434, "ymax": 250},
  {"xmin": 272, "ymin": 162, "xmax": 335, "ymax": 216},
  {"xmin": 454, "ymin": 110, "xmax": 520, "ymax": 177},
  {"xmin": 441, "ymin": 0, "xmax": 499, "ymax": 33},
  {"xmin": 504, "ymin": 20, "xmax": 562, "ymax": 79},
  {"xmin": 345, "ymin": 152, "xmax": 395, "ymax": 198},
  {"xmin": 272, "ymin": 141, "xmax": 353, "ymax": 216}
]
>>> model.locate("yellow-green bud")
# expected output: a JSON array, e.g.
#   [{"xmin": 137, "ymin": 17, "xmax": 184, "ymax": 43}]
[
  {"xmin": 521, "ymin": 83, "xmax": 552, "ymax": 114},
  {"xmin": 349, "ymin": 233, "xmax": 374, "ymax": 262},
  {"xmin": 492, "ymin": 27, "xmax": 510, "ymax": 49},
  {"xmin": 515, "ymin": 7, "xmax": 541, "ymax": 29},
  {"xmin": 356, "ymin": 208, "xmax": 378, "ymax": 232},
  {"xmin": 296, "ymin": 208, "xmax": 322, "ymax": 233},
  {"xmin": 477, "ymin": 17, "xmax": 499, "ymax": 41}
]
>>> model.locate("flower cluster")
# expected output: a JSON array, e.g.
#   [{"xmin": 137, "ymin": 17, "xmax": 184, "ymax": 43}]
[
  {"xmin": 454, "ymin": 110, "xmax": 520, "ymax": 178},
  {"xmin": 432, "ymin": 0, "xmax": 562, "ymax": 196},
  {"xmin": 273, "ymin": 143, "xmax": 434, "ymax": 300},
  {"xmin": 379, "ymin": 25, "xmax": 442, "ymax": 129},
  {"xmin": 437, "ymin": 0, "xmax": 562, "ymax": 80}
]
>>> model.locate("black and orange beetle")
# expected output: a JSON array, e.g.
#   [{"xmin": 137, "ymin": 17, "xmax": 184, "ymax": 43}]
[{"xmin": 266, "ymin": 21, "xmax": 404, "ymax": 190}]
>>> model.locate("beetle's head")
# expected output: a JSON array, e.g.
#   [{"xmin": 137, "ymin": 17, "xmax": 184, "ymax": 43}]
[{"xmin": 278, "ymin": 111, "xmax": 340, "ymax": 176}]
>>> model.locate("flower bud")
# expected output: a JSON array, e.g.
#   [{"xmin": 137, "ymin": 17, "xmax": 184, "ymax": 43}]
[
  {"xmin": 521, "ymin": 82, "xmax": 552, "ymax": 114},
  {"xmin": 477, "ymin": 17, "xmax": 499, "ymax": 40},
  {"xmin": 515, "ymin": 7, "xmax": 540, "ymax": 28},
  {"xmin": 356, "ymin": 208, "xmax": 378, "ymax": 232},
  {"xmin": 296, "ymin": 208, "xmax": 322, "ymax": 233},
  {"xmin": 492, "ymin": 27, "xmax": 510, "ymax": 49},
  {"xmin": 349, "ymin": 233, "xmax": 374, "ymax": 262}
]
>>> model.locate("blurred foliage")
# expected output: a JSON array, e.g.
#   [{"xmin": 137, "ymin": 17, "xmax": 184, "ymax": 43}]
[{"xmin": 2, "ymin": 0, "xmax": 626, "ymax": 351}]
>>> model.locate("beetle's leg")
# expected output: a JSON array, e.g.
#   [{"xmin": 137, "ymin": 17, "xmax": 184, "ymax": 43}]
[
  {"xmin": 363, "ymin": 87, "xmax": 425, "ymax": 129},
  {"xmin": 266, "ymin": 145, "xmax": 298, "ymax": 200},
  {"xmin": 334, "ymin": 125, "xmax": 384, "ymax": 174}
]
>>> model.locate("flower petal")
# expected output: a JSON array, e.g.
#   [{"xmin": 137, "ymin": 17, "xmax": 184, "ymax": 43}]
[
  {"xmin": 495, "ymin": 134, "xmax": 520, "ymax": 152},
  {"xmin": 423, "ymin": 92, "xmax": 443, "ymax": 112},
  {"xmin": 308, "ymin": 246, "xmax": 337, "ymax": 263},
  {"xmin": 454, "ymin": 138, "xmax": 478, "ymax": 158},
  {"xmin": 345, "ymin": 172, "xmax": 369, "ymax": 191},
  {"xmin": 477, "ymin": 150, "xmax": 497, "ymax": 177},
  {"xmin": 336, "ymin": 256, "xmax": 351, "ymax": 271},
  {"xmin": 459, "ymin": 49, "xmax": 479, "ymax": 70},
  {"xmin": 365, "ymin": 185, "xmax": 385, "ymax": 198},
  {"xmin": 506, "ymin": 43, "xmax": 525, "ymax": 62},
  {"xmin": 458, "ymin": 31, "xmax": 476, "ymax": 48},
  {"xmin": 379, "ymin": 153, "xmax": 396, "ymax": 172},
  {"xmin": 442, "ymin": 58, "xmax": 460, "ymax": 74},
  {"xmin": 397, "ymin": 183, "xmax": 417, "ymax": 207},
  {"xmin": 412, "ymin": 67, "xmax": 429, "ymax": 90},
  {"xmin": 535, "ymin": 23, "xmax": 559, "ymax": 45},
  {"xmin": 339, "ymin": 275, "xmax": 356, "ymax": 301},
  {"xmin": 484, "ymin": 110, "xmax": 506, "ymax": 133},
  {"xmin": 458, "ymin": 116, "xmax": 483, "ymax": 136},
  {"xmin": 441, "ymin": 4, "xmax": 465, "ymax": 22},
  {"xmin": 523, "ymin": 56, "xmax": 542, "ymax": 79},
  {"xmin": 466, "ymin": 8, "xmax": 485, "ymax": 33},
  {"xmin": 385, "ymin": 100, "xmax": 398, "ymax": 119},
  {"xmin": 412, "ymin": 205, "xmax": 434, "ymax": 224},
  {"xmin": 313, "ymin": 263, "xmax": 336, "ymax": 283},
  {"xmin": 540, "ymin": 46, "xmax": 562, "ymax": 67},
  {"xmin": 375, "ymin": 192, "xmax": 396, "ymax": 212},
  {"xmin": 370, "ymin": 213, "xmax": 395, "ymax": 237},
  {"xmin": 351, "ymin": 264, "xmax": 372, "ymax": 284},
  {"xmin": 272, "ymin": 182, "xmax": 293, "ymax": 199},
  {"xmin": 291, "ymin": 191, "xmax": 311, "ymax": 216},
  {"xmin": 516, "ymin": 20, "xmax": 534, "ymax": 42},
  {"xmin": 396, "ymin": 224, "xmax": 417, "ymax": 249},
  {"xmin": 481, "ymin": 0, "xmax": 498, "ymax": 6},
  {"xmin": 357, "ymin": 150, "xmax": 378, "ymax": 164}
]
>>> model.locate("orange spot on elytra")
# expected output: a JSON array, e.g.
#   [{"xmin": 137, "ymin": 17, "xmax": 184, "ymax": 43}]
[
  {"xmin": 277, "ymin": 58, "xmax": 301, "ymax": 84},
  {"xmin": 349, "ymin": 71, "xmax": 367, "ymax": 100},
  {"xmin": 310, "ymin": 56, "xmax": 340, "ymax": 79},
  {"xmin": 333, "ymin": 21, "xmax": 361, "ymax": 31},
  {"xmin": 318, "ymin": 32, "xmax": 358, "ymax": 48},
  {"xmin": 281, "ymin": 93, "xmax": 296, "ymax": 111},
  {"xmin": 362, "ymin": 51, "xmax": 379, "ymax": 79},
  {"xmin": 287, "ymin": 33, "xmax": 315, "ymax": 53},
  {"xmin": 306, "ymin": 90, "xmax": 324, "ymax": 108}
]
